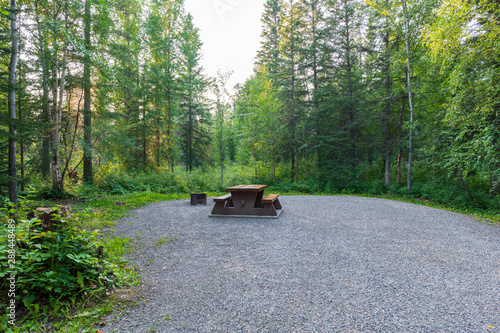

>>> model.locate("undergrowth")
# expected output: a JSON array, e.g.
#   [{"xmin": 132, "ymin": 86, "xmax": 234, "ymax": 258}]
[
  {"xmin": 0, "ymin": 192, "xmax": 187, "ymax": 332},
  {"xmin": 85, "ymin": 164, "xmax": 499, "ymax": 223}
]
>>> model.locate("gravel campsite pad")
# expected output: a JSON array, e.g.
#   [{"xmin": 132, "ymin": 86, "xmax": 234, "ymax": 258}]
[{"xmin": 103, "ymin": 196, "xmax": 499, "ymax": 332}]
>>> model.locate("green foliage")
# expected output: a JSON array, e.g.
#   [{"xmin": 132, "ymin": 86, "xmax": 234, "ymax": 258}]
[
  {"xmin": 0, "ymin": 218, "xmax": 125, "ymax": 303},
  {"xmin": 94, "ymin": 164, "xmax": 258, "ymax": 194},
  {"xmin": 0, "ymin": 197, "xmax": 138, "ymax": 331},
  {"xmin": 425, "ymin": 0, "xmax": 500, "ymax": 192},
  {"xmin": 90, "ymin": 161, "xmax": 499, "ymax": 222},
  {"xmin": 233, "ymin": 69, "xmax": 282, "ymax": 168},
  {"xmin": 35, "ymin": 187, "xmax": 74, "ymax": 200}
]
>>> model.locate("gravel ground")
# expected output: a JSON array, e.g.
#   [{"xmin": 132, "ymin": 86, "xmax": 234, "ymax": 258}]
[{"xmin": 103, "ymin": 196, "xmax": 499, "ymax": 332}]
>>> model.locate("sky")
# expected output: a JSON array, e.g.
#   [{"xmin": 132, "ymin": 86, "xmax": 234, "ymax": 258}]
[{"xmin": 184, "ymin": 0, "xmax": 267, "ymax": 91}]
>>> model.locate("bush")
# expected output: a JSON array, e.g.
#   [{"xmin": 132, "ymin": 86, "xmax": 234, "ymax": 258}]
[
  {"xmin": 367, "ymin": 179, "xmax": 388, "ymax": 195},
  {"xmin": 0, "ymin": 203, "xmax": 131, "ymax": 316},
  {"xmin": 36, "ymin": 187, "xmax": 73, "ymax": 200},
  {"xmin": 0, "ymin": 218, "xmax": 117, "ymax": 309}
]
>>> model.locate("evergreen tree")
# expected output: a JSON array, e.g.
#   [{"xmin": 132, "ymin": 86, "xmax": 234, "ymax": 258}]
[
  {"xmin": 178, "ymin": 13, "xmax": 210, "ymax": 171},
  {"xmin": 257, "ymin": 0, "xmax": 283, "ymax": 78},
  {"xmin": 100, "ymin": 0, "xmax": 143, "ymax": 168},
  {"xmin": 278, "ymin": 0, "xmax": 308, "ymax": 182},
  {"xmin": 145, "ymin": 0, "xmax": 184, "ymax": 169}
]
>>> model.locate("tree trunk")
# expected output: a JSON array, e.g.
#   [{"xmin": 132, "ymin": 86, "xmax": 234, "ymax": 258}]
[
  {"xmin": 142, "ymin": 81, "xmax": 147, "ymax": 167},
  {"xmin": 83, "ymin": 0, "xmax": 93, "ymax": 184},
  {"xmin": 290, "ymin": 6, "xmax": 296, "ymax": 183},
  {"xmin": 309, "ymin": 1, "xmax": 321, "ymax": 169},
  {"xmin": 8, "ymin": 0, "xmax": 19, "ymax": 207},
  {"xmin": 19, "ymin": 61, "xmax": 24, "ymax": 192},
  {"xmin": 344, "ymin": 1, "xmax": 356, "ymax": 164},
  {"xmin": 457, "ymin": 169, "xmax": 474, "ymax": 201},
  {"xmin": 219, "ymin": 101, "xmax": 224, "ymax": 188},
  {"xmin": 384, "ymin": 26, "xmax": 391, "ymax": 189},
  {"xmin": 490, "ymin": 165, "xmax": 500, "ymax": 194},
  {"xmin": 402, "ymin": 0, "xmax": 414, "ymax": 194},
  {"xmin": 397, "ymin": 93, "xmax": 405, "ymax": 186},
  {"xmin": 50, "ymin": 1, "xmax": 67, "ymax": 191},
  {"xmin": 156, "ymin": 112, "xmax": 161, "ymax": 167},
  {"xmin": 188, "ymin": 93, "xmax": 193, "ymax": 172}
]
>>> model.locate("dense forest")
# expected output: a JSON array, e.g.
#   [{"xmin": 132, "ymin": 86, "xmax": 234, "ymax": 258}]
[{"xmin": 1, "ymin": 0, "xmax": 499, "ymax": 211}]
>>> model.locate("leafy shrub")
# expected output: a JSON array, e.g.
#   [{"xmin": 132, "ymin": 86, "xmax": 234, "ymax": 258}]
[
  {"xmin": 367, "ymin": 179, "xmax": 388, "ymax": 195},
  {"xmin": 0, "ymin": 218, "xmax": 119, "ymax": 309},
  {"xmin": 36, "ymin": 187, "xmax": 73, "ymax": 200},
  {"xmin": 0, "ymin": 203, "xmax": 132, "ymax": 317}
]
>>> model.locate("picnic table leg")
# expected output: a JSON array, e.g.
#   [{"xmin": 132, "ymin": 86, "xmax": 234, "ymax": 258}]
[
  {"xmin": 211, "ymin": 202, "xmax": 225, "ymax": 215},
  {"xmin": 254, "ymin": 191, "xmax": 264, "ymax": 208},
  {"xmin": 261, "ymin": 202, "xmax": 278, "ymax": 217},
  {"xmin": 211, "ymin": 198, "xmax": 233, "ymax": 215},
  {"xmin": 273, "ymin": 198, "xmax": 282, "ymax": 210},
  {"xmin": 231, "ymin": 192, "xmax": 260, "ymax": 214}
]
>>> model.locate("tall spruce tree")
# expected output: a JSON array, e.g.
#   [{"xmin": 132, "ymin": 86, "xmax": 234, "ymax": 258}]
[
  {"xmin": 145, "ymin": 0, "xmax": 184, "ymax": 169},
  {"xmin": 178, "ymin": 13, "xmax": 210, "ymax": 171},
  {"xmin": 278, "ymin": 0, "xmax": 307, "ymax": 182},
  {"xmin": 258, "ymin": 0, "xmax": 283, "ymax": 78}
]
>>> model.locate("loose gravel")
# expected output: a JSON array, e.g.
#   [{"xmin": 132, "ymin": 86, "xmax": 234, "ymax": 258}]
[{"xmin": 103, "ymin": 196, "xmax": 499, "ymax": 332}]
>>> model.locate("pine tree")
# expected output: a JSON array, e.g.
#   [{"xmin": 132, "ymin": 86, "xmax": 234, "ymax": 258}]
[
  {"xmin": 145, "ymin": 0, "xmax": 184, "ymax": 169},
  {"xmin": 278, "ymin": 0, "xmax": 307, "ymax": 182},
  {"xmin": 301, "ymin": 0, "xmax": 328, "ymax": 168},
  {"xmin": 257, "ymin": 0, "xmax": 283, "ymax": 78},
  {"xmin": 102, "ymin": 0, "xmax": 143, "ymax": 168},
  {"xmin": 178, "ymin": 13, "xmax": 210, "ymax": 171}
]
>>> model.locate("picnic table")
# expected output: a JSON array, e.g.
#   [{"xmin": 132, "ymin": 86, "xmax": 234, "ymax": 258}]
[{"xmin": 209, "ymin": 185, "xmax": 283, "ymax": 218}]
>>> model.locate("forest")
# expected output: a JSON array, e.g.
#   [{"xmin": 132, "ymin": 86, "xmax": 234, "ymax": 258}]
[
  {"xmin": 1, "ymin": 0, "xmax": 500, "ymax": 210},
  {"xmin": 0, "ymin": 0, "xmax": 499, "ymax": 330}
]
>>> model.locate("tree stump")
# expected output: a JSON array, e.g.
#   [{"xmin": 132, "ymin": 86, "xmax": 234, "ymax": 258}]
[{"xmin": 35, "ymin": 205, "xmax": 72, "ymax": 229}]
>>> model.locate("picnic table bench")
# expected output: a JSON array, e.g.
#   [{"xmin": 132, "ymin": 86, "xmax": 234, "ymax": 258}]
[{"xmin": 209, "ymin": 185, "xmax": 283, "ymax": 218}]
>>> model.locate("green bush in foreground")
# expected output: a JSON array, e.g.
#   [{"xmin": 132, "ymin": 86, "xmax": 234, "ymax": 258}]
[{"xmin": 0, "ymin": 200, "xmax": 135, "ymax": 331}]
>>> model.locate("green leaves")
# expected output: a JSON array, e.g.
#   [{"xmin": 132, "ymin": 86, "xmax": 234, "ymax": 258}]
[
  {"xmin": 22, "ymin": 295, "xmax": 36, "ymax": 308},
  {"xmin": 77, "ymin": 271, "xmax": 84, "ymax": 289},
  {"xmin": 0, "ymin": 208, "xmax": 120, "ymax": 308}
]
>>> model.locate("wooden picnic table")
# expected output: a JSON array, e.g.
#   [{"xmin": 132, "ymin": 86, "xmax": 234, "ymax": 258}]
[{"xmin": 209, "ymin": 184, "xmax": 283, "ymax": 218}]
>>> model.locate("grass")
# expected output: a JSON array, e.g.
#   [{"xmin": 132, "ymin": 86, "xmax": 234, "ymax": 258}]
[
  {"xmin": 155, "ymin": 235, "xmax": 178, "ymax": 248},
  {"xmin": 73, "ymin": 192, "xmax": 190, "ymax": 229}
]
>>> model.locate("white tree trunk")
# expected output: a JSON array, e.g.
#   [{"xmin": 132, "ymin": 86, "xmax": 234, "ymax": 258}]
[
  {"xmin": 50, "ymin": 0, "xmax": 67, "ymax": 191},
  {"xmin": 402, "ymin": 0, "xmax": 414, "ymax": 194}
]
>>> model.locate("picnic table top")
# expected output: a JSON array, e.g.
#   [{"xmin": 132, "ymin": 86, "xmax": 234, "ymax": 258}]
[{"xmin": 226, "ymin": 185, "xmax": 267, "ymax": 192}]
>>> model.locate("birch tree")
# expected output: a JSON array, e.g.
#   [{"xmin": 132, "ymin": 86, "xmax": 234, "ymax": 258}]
[
  {"xmin": 83, "ymin": 0, "xmax": 92, "ymax": 183},
  {"xmin": 401, "ymin": 0, "xmax": 414, "ymax": 194}
]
